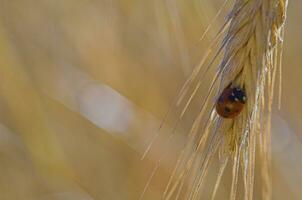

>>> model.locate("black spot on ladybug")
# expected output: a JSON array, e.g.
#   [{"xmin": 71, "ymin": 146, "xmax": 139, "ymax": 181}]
[
  {"xmin": 224, "ymin": 107, "xmax": 231, "ymax": 113},
  {"xmin": 215, "ymin": 86, "xmax": 247, "ymax": 118}
]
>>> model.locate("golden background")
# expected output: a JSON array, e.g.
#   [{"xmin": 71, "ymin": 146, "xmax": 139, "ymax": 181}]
[{"xmin": 0, "ymin": 0, "xmax": 301, "ymax": 199}]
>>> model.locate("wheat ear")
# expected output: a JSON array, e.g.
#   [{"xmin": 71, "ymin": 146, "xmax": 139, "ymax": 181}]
[{"xmin": 161, "ymin": 0, "xmax": 288, "ymax": 200}]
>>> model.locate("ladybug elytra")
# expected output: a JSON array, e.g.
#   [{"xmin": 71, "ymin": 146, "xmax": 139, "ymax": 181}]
[{"xmin": 215, "ymin": 86, "xmax": 246, "ymax": 118}]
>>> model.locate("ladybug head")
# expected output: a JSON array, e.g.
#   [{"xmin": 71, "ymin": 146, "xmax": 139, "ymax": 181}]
[{"xmin": 228, "ymin": 87, "xmax": 246, "ymax": 104}]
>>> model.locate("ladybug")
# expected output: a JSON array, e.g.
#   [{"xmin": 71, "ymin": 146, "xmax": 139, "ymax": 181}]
[{"xmin": 215, "ymin": 86, "xmax": 247, "ymax": 118}]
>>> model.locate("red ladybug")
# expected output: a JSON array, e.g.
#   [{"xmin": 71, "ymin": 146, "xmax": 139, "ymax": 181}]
[{"xmin": 215, "ymin": 86, "xmax": 246, "ymax": 118}]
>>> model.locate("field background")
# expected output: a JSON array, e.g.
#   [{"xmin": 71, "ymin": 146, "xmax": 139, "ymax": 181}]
[{"xmin": 0, "ymin": 0, "xmax": 301, "ymax": 199}]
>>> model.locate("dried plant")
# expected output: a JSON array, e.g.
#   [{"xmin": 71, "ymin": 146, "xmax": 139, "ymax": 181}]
[{"xmin": 141, "ymin": 0, "xmax": 288, "ymax": 199}]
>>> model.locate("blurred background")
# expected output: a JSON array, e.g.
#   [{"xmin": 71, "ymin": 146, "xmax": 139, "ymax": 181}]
[{"xmin": 0, "ymin": 0, "xmax": 301, "ymax": 199}]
